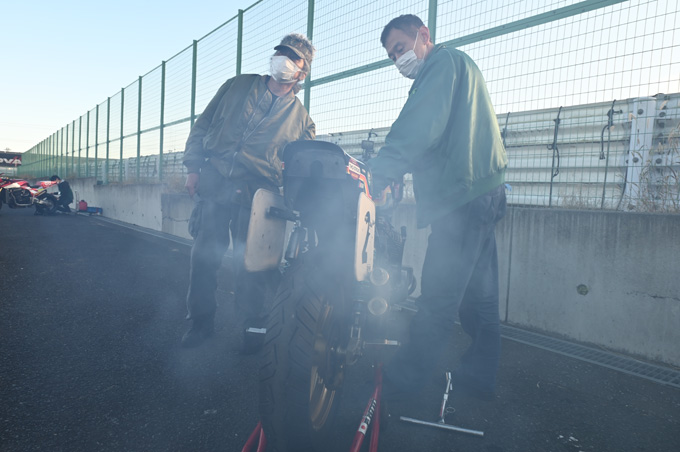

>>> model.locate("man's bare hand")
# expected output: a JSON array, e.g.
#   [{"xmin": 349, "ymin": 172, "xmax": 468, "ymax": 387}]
[{"xmin": 185, "ymin": 173, "xmax": 199, "ymax": 198}]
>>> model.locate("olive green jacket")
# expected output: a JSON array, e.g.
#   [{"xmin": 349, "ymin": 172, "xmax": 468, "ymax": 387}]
[
  {"xmin": 368, "ymin": 45, "xmax": 507, "ymax": 227},
  {"xmin": 183, "ymin": 74, "xmax": 315, "ymax": 186}
]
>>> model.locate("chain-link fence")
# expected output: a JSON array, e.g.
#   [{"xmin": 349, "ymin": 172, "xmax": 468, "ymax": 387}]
[{"xmin": 18, "ymin": 0, "xmax": 680, "ymax": 212}]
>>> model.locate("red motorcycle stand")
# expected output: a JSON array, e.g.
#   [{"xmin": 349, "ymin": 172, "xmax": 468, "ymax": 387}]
[
  {"xmin": 241, "ymin": 421, "xmax": 267, "ymax": 452},
  {"xmin": 242, "ymin": 365, "xmax": 384, "ymax": 452}
]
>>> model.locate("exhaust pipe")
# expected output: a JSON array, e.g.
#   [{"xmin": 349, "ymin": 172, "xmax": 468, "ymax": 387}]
[{"xmin": 367, "ymin": 297, "xmax": 389, "ymax": 316}]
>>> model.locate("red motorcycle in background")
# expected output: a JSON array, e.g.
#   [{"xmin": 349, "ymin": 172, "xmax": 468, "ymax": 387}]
[{"xmin": 0, "ymin": 174, "xmax": 59, "ymax": 215}]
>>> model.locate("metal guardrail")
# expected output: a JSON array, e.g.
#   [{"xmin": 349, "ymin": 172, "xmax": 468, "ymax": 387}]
[{"xmin": 319, "ymin": 94, "xmax": 680, "ymax": 212}]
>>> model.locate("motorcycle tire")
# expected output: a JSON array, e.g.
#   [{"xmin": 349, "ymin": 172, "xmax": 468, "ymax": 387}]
[
  {"xmin": 35, "ymin": 194, "xmax": 58, "ymax": 215},
  {"xmin": 259, "ymin": 257, "xmax": 346, "ymax": 452}
]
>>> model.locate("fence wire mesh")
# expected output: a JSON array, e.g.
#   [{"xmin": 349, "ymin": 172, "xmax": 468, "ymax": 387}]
[{"xmin": 18, "ymin": 0, "xmax": 680, "ymax": 212}]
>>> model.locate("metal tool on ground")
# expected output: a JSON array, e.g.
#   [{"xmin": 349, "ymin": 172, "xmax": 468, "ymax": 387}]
[{"xmin": 400, "ymin": 372, "xmax": 485, "ymax": 437}]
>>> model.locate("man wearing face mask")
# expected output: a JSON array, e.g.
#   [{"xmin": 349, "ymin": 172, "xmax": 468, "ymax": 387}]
[
  {"xmin": 368, "ymin": 15, "xmax": 508, "ymax": 403},
  {"xmin": 180, "ymin": 33, "xmax": 316, "ymax": 348}
]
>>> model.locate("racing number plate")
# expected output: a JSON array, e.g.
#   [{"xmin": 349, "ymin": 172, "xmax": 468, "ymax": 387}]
[
  {"xmin": 355, "ymin": 192, "xmax": 375, "ymax": 281},
  {"xmin": 244, "ymin": 189, "xmax": 288, "ymax": 272}
]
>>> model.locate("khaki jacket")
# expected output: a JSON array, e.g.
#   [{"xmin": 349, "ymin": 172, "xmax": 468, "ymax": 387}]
[{"xmin": 183, "ymin": 74, "xmax": 315, "ymax": 186}]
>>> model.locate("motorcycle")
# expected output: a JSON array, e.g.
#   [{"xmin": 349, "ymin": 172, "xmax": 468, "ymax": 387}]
[
  {"xmin": 244, "ymin": 140, "xmax": 416, "ymax": 452},
  {"xmin": 0, "ymin": 174, "xmax": 60, "ymax": 215}
]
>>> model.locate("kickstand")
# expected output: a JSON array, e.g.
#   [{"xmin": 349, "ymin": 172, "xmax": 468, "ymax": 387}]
[{"xmin": 400, "ymin": 372, "xmax": 484, "ymax": 437}]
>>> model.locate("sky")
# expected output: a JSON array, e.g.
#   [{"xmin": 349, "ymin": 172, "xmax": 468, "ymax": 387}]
[{"xmin": 0, "ymin": 0, "xmax": 257, "ymax": 153}]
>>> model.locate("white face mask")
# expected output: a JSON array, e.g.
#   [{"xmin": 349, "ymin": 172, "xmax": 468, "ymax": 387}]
[
  {"xmin": 395, "ymin": 32, "xmax": 423, "ymax": 79},
  {"xmin": 270, "ymin": 55, "xmax": 302, "ymax": 83}
]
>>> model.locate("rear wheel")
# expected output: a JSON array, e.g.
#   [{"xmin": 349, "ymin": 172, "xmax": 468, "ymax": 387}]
[
  {"xmin": 259, "ymin": 257, "xmax": 347, "ymax": 452},
  {"xmin": 35, "ymin": 194, "xmax": 58, "ymax": 215}
]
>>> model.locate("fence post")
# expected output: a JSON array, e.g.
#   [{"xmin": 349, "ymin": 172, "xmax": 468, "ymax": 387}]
[
  {"xmin": 71, "ymin": 120, "xmax": 76, "ymax": 176},
  {"xmin": 191, "ymin": 41, "xmax": 198, "ymax": 128},
  {"xmin": 236, "ymin": 11, "xmax": 243, "ymax": 76},
  {"xmin": 86, "ymin": 111, "xmax": 91, "ymax": 177},
  {"xmin": 54, "ymin": 130, "xmax": 57, "ymax": 176},
  {"xmin": 428, "ymin": 0, "xmax": 437, "ymax": 43},
  {"xmin": 137, "ymin": 76, "xmax": 143, "ymax": 181},
  {"xmin": 64, "ymin": 126, "xmax": 68, "ymax": 177},
  {"xmin": 95, "ymin": 104, "xmax": 100, "ymax": 182},
  {"xmin": 54, "ymin": 130, "xmax": 58, "ymax": 176},
  {"xmin": 78, "ymin": 116, "xmax": 82, "ymax": 177},
  {"xmin": 120, "ymin": 88, "xmax": 125, "ymax": 183},
  {"xmin": 60, "ymin": 127, "xmax": 64, "ymax": 177},
  {"xmin": 64, "ymin": 126, "xmax": 67, "ymax": 176},
  {"xmin": 160, "ymin": 60, "xmax": 166, "ymax": 183},
  {"xmin": 304, "ymin": 0, "xmax": 314, "ymax": 112},
  {"xmin": 63, "ymin": 127, "xmax": 67, "ymax": 176},
  {"xmin": 47, "ymin": 135, "xmax": 51, "ymax": 176},
  {"xmin": 105, "ymin": 97, "xmax": 111, "ymax": 184}
]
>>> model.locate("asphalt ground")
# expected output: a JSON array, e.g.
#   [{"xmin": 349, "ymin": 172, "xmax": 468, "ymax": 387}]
[{"xmin": 1, "ymin": 206, "xmax": 679, "ymax": 452}]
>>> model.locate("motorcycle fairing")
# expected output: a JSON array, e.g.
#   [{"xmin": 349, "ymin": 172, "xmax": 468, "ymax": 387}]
[
  {"xmin": 244, "ymin": 188, "xmax": 289, "ymax": 272},
  {"xmin": 347, "ymin": 156, "xmax": 372, "ymax": 200},
  {"xmin": 354, "ymin": 192, "xmax": 375, "ymax": 281}
]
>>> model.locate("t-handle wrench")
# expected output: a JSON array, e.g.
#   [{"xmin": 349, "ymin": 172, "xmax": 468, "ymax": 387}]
[{"xmin": 438, "ymin": 372, "xmax": 453, "ymax": 423}]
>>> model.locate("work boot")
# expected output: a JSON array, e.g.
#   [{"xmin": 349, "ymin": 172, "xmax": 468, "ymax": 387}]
[{"xmin": 181, "ymin": 316, "xmax": 214, "ymax": 348}]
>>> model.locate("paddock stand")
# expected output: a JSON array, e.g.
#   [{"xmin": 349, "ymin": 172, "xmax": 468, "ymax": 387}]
[
  {"xmin": 242, "ymin": 368, "xmax": 483, "ymax": 452},
  {"xmin": 242, "ymin": 365, "xmax": 384, "ymax": 452}
]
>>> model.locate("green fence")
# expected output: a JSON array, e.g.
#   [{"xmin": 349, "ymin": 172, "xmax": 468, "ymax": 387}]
[{"xmin": 18, "ymin": 0, "xmax": 680, "ymax": 209}]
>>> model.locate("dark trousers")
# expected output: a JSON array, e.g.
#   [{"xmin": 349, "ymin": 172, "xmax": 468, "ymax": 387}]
[
  {"xmin": 57, "ymin": 199, "xmax": 72, "ymax": 213},
  {"xmin": 386, "ymin": 184, "xmax": 507, "ymax": 395},
  {"xmin": 186, "ymin": 171, "xmax": 279, "ymax": 328}
]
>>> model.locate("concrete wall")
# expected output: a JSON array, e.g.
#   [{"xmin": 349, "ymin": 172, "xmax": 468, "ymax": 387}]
[
  {"xmin": 68, "ymin": 179, "xmax": 680, "ymax": 367},
  {"xmin": 504, "ymin": 208, "xmax": 680, "ymax": 366},
  {"xmin": 70, "ymin": 178, "xmax": 165, "ymax": 231},
  {"xmin": 161, "ymin": 193, "xmax": 194, "ymax": 240}
]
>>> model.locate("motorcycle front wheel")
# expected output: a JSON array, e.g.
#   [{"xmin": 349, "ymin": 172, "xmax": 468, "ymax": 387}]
[
  {"xmin": 259, "ymin": 257, "xmax": 347, "ymax": 452},
  {"xmin": 35, "ymin": 194, "xmax": 58, "ymax": 215}
]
